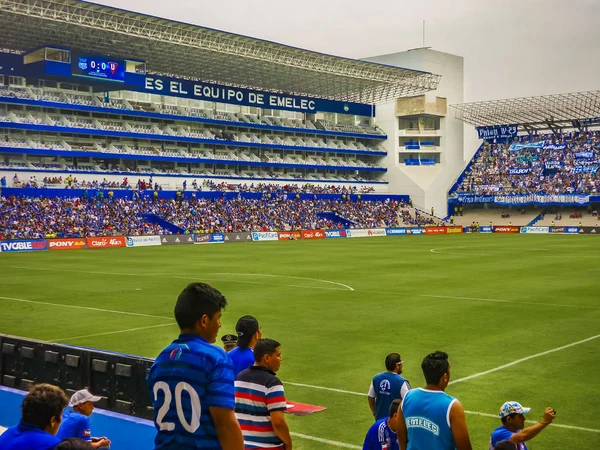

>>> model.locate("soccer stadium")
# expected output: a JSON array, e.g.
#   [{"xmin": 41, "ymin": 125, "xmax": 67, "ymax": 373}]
[{"xmin": 0, "ymin": 1, "xmax": 599, "ymax": 450}]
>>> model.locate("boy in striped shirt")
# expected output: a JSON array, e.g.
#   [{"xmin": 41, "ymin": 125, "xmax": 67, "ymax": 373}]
[{"xmin": 235, "ymin": 338, "xmax": 292, "ymax": 450}]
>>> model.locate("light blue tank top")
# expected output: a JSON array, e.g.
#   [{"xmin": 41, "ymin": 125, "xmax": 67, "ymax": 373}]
[{"xmin": 402, "ymin": 388, "xmax": 457, "ymax": 450}]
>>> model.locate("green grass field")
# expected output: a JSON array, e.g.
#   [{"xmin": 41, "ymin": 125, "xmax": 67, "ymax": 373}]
[{"xmin": 1, "ymin": 235, "xmax": 599, "ymax": 449}]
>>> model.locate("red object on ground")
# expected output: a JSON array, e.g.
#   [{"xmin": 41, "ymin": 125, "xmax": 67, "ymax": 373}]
[{"xmin": 285, "ymin": 401, "xmax": 327, "ymax": 416}]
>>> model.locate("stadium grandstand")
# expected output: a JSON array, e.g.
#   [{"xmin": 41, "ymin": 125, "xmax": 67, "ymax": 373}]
[
  {"xmin": 1, "ymin": 2, "xmax": 599, "ymax": 450},
  {"xmin": 447, "ymin": 91, "xmax": 600, "ymax": 227}
]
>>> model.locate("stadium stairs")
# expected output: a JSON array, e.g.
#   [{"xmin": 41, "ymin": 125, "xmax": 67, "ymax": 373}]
[
  {"xmin": 137, "ymin": 214, "xmax": 185, "ymax": 234},
  {"xmin": 527, "ymin": 211, "xmax": 545, "ymax": 226},
  {"xmin": 316, "ymin": 211, "xmax": 358, "ymax": 227}
]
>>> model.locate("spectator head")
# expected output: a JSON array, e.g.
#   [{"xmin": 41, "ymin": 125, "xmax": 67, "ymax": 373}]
[
  {"xmin": 499, "ymin": 401, "xmax": 530, "ymax": 431},
  {"xmin": 254, "ymin": 338, "xmax": 282, "ymax": 373},
  {"xmin": 174, "ymin": 282, "xmax": 227, "ymax": 343},
  {"xmin": 421, "ymin": 351, "xmax": 450, "ymax": 388},
  {"xmin": 21, "ymin": 383, "xmax": 69, "ymax": 435},
  {"xmin": 494, "ymin": 441, "xmax": 517, "ymax": 450},
  {"xmin": 387, "ymin": 399, "xmax": 402, "ymax": 432},
  {"xmin": 385, "ymin": 353, "xmax": 403, "ymax": 374},
  {"xmin": 69, "ymin": 389, "xmax": 101, "ymax": 416},
  {"xmin": 220, "ymin": 333, "xmax": 238, "ymax": 352},
  {"xmin": 235, "ymin": 315, "xmax": 261, "ymax": 349},
  {"xmin": 55, "ymin": 438, "xmax": 94, "ymax": 450}
]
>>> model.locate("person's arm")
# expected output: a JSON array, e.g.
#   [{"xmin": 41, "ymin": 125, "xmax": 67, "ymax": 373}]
[
  {"xmin": 90, "ymin": 437, "xmax": 111, "ymax": 449},
  {"xmin": 400, "ymin": 380, "xmax": 411, "ymax": 400},
  {"xmin": 270, "ymin": 410, "xmax": 292, "ymax": 450},
  {"xmin": 449, "ymin": 400, "xmax": 472, "ymax": 450},
  {"xmin": 367, "ymin": 383, "xmax": 376, "ymax": 416},
  {"xmin": 210, "ymin": 407, "xmax": 244, "ymax": 450},
  {"xmin": 396, "ymin": 401, "xmax": 408, "ymax": 450},
  {"xmin": 510, "ymin": 408, "xmax": 555, "ymax": 444}
]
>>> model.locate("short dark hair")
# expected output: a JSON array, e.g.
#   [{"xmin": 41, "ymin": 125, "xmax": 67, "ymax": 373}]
[
  {"xmin": 494, "ymin": 441, "xmax": 517, "ymax": 450},
  {"xmin": 174, "ymin": 283, "xmax": 227, "ymax": 329},
  {"xmin": 56, "ymin": 438, "xmax": 94, "ymax": 450},
  {"xmin": 385, "ymin": 353, "xmax": 402, "ymax": 371},
  {"xmin": 21, "ymin": 383, "xmax": 69, "ymax": 430},
  {"xmin": 254, "ymin": 338, "xmax": 281, "ymax": 362},
  {"xmin": 421, "ymin": 351, "xmax": 450, "ymax": 385},
  {"xmin": 236, "ymin": 315, "xmax": 260, "ymax": 349},
  {"xmin": 389, "ymin": 399, "xmax": 401, "ymax": 417}
]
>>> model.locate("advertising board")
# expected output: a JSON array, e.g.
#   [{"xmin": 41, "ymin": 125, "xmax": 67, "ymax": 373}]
[
  {"xmin": 425, "ymin": 227, "xmax": 448, "ymax": 235},
  {"xmin": 445, "ymin": 226, "xmax": 464, "ymax": 234},
  {"xmin": 278, "ymin": 231, "xmax": 302, "ymax": 241},
  {"xmin": 346, "ymin": 228, "xmax": 386, "ymax": 238},
  {"xmin": 0, "ymin": 240, "xmax": 47, "ymax": 253},
  {"xmin": 160, "ymin": 235, "xmax": 195, "ymax": 245},
  {"xmin": 385, "ymin": 228, "xmax": 408, "ymax": 236},
  {"xmin": 549, "ymin": 227, "xmax": 579, "ymax": 234},
  {"xmin": 224, "ymin": 232, "xmax": 253, "ymax": 243},
  {"xmin": 251, "ymin": 232, "xmax": 279, "ymax": 242},
  {"xmin": 87, "ymin": 237, "xmax": 127, "ymax": 249},
  {"xmin": 493, "ymin": 226, "xmax": 520, "ymax": 234},
  {"xmin": 126, "ymin": 235, "xmax": 162, "ymax": 247},
  {"xmin": 520, "ymin": 227, "xmax": 550, "ymax": 234},
  {"xmin": 48, "ymin": 238, "xmax": 87, "ymax": 251},
  {"xmin": 301, "ymin": 230, "xmax": 325, "ymax": 240},
  {"xmin": 325, "ymin": 230, "xmax": 347, "ymax": 239},
  {"xmin": 407, "ymin": 228, "xmax": 424, "ymax": 235}
]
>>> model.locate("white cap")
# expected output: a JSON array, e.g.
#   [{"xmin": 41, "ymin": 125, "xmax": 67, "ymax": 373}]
[{"xmin": 70, "ymin": 389, "xmax": 102, "ymax": 406}]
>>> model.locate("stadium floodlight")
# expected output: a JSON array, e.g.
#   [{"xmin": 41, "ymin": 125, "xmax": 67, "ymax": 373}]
[{"xmin": 0, "ymin": 0, "xmax": 441, "ymax": 104}]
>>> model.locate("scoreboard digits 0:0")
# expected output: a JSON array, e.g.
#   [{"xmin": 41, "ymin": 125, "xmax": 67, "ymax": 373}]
[{"xmin": 72, "ymin": 53, "xmax": 125, "ymax": 82}]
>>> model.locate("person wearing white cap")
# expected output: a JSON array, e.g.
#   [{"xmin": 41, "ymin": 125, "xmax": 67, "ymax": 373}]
[
  {"xmin": 56, "ymin": 389, "xmax": 111, "ymax": 449},
  {"xmin": 489, "ymin": 401, "xmax": 556, "ymax": 450}
]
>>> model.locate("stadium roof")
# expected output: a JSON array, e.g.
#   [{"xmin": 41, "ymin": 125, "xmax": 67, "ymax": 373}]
[
  {"xmin": 450, "ymin": 91, "xmax": 600, "ymax": 131},
  {"xmin": 0, "ymin": 0, "xmax": 441, "ymax": 104}
]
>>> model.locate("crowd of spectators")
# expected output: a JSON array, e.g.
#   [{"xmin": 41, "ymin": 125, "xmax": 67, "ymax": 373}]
[
  {"xmin": 456, "ymin": 130, "xmax": 600, "ymax": 196},
  {"xmin": 0, "ymin": 195, "xmax": 407, "ymax": 239}
]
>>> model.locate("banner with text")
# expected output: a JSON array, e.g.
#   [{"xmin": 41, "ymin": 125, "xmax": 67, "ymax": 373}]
[
  {"xmin": 301, "ymin": 230, "xmax": 326, "ymax": 240},
  {"xmin": 346, "ymin": 228, "xmax": 386, "ymax": 238},
  {"xmin": 0, "ymin": 239, "xmax": 47, "ymax": 252},
  {"xmin": 126, "ymin": 235, "xmax": 162, "ymax": 247},
  {"xmin": 477, "ymin": 125, "xmax": 518, "ymax": 140},
  {"xmin": 325, "ymin": 230, "xmax": 347, "ymax": 239},
  {"xmin": 251, "ymin": 232, "xmax": 279, "ymax": 242},
  {"xmin": 48, "ymin": 238, "xmax": 87, "ymax": 251},
  {"xmin": 509, "ymin": 141, "xmax": 545, "ymax": 151},
  {"xmin": 87, "ymin": 236, "xmax": 127, "ymax": 249}
]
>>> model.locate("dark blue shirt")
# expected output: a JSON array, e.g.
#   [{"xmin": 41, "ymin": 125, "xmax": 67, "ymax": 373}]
[
  {"xmin": 363, "ymin": 418, "xmax": 398, "ymax": 450},
  {"xmin": 147, "ymin": 333, "xmax": 235, "ymax": 450},
  {"xmin": 0, "ymin": 422, "xmax": 60, "ymax": 450},
  {"xmin": 228, "ymin": 347, "xmax": 255, "ymax": 377}
]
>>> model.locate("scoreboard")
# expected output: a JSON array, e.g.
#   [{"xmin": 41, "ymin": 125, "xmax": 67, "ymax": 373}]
[{"xmin": 72, "ymin": 53, "xmax": 125, "ymax": 82}]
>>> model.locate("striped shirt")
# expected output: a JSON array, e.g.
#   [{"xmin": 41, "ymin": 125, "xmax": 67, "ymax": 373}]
[
  {"xmin": 235, "ymin": 366, "xmax": 287, "ymax": 449},
  {"xmin": 147, "ymin": 333, "xmax": 235, "ymax": 450}
]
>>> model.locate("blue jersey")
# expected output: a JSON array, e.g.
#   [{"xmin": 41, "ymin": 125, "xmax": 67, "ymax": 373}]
[
  {"xmin": 0, "ymin": 422, "xmax": 60, "ymax": 450},
  {"xmin": 401, "ymin": 388, "xmax": 457, "ymax": 450},
  {"xmin": 490, "ymin": 425, "xmax": 528, "ymax": 450},
  {"xmin": 362, "ymin": 418, "xmax": 399, "ymax": 450},
  {"xmin": 147, "ymin": 333, "xmax": 236, "ymax": 450},
  {"xmin": 56, "ymin": 408, "xmax": 91, "ymax": 441},
  {"xmin": 228, "ymin": 347, "xmax": 254, "ymax": 376},
  {"xmin": 371, "ymin": 372, "xmax": 410, "ymax": 421}
]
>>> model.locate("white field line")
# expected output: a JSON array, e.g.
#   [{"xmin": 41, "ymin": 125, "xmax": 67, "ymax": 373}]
[
  {"xmin": 0, "ymin": 296, "xmax": 172, "ymax": 320},
  {"xmin": 448, "ymin": 334, "xmax": 600, "ymax": 385},
  {"xmin": 5, "ymin": 266, "xmax": 352, "ymax": 292},
  {"xmin": 210, "ymin": 272, "xmax": 355, "ymax": 291},
  {"xmin": 290, "ymin": 432, "xmax": 361, "ymax": 449},
  {"xmin": 51, "ymin": 322, "xmax": 175, "ymax": 343},
  {"xmin": 419, "ymin": 294, "xmax": 599, "ymax": 309}
]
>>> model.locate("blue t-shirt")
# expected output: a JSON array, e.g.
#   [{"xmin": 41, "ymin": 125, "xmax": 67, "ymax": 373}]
[
  {"xmin": 363, "ymin": 418, "xmax": 399, "ymax": 450},
  {"xmin": 371, "ymin": 372, "xmax": 410, "ymax": 421},
  {"xmin": 56, "ymin": 408, "xmax": 91, "ymax": 441},
  {"xmin": 490, "ymin": 425, "xmax": 528, "ymax": 450},
  {"xmin": 147, "ymin": 333, "xmax": 236, "ymax": 450},
  {"xmin": 0, "ymin": 422, "xmax": 60, "ymax": 450},
  {"xmin": 228, "ymin": 347, "xmax": 255, "ymax": 377},
  {"xmin": 401, "ymin": 388, "xmax": 457, "ymax": 450}
]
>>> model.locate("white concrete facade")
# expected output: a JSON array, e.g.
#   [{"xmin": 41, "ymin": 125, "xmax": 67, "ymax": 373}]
[{"xmin": 364, "ymin": 48, "xmax": 466, "ymax": 216}]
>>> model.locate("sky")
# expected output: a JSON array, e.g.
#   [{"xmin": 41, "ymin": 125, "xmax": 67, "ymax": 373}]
[{"xmin": 91, "ymin": 0, "xmax": 600, "ymax": 103}]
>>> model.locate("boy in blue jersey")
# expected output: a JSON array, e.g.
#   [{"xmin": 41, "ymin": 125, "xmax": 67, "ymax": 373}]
[
  {"xmin": 368, "ymin": 353, "xmax": 411, "ymax": 421},
  {"xmin": 489, "ymin": 402, "xmax": 555, "ymax": 450},
  {"xmin": 362, "ymin": 398, "xmax": 401, "ymax": 450},
  {"xmin": 0, "ymin": 383, "xmax": 69, "ymax": 450},
  {"xmin": 147, "ymin": 282, "xmax": 244, "ymax": 450},
  {"xmin": 396, "ymin": 351, "xmax": 472, "ymax": 450},
  {"xmin": 56, "ymin": 389, "xmax": 110, "ymax": 449},
  {"xmin": 228, "ymin": 315, "xmax": 261, "ymax": 376}
]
